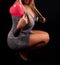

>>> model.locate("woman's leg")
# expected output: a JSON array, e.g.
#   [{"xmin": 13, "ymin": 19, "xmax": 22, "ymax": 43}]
[
  {"xmin": 28, "ymin": 30, "xmax": 50, "ymax": 48},
  {"xmin": 19, "ymin": 30, "xmax": 50, "ymax": 61}
]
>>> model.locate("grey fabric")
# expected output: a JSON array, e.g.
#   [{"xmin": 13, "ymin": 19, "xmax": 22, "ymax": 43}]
[{"xmin": 7, "ymin": 13, "xmax": 35, "ymax": 50}]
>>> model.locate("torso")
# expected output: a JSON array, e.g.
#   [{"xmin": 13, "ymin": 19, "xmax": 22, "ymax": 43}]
[{"xmin": 24, "ymin": 5, "xmax": 35, "ymax": 18}]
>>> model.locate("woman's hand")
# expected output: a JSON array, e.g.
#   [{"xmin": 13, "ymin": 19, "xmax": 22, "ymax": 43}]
[{"xmin": 39, "ymin": 17, "xmax": 46, "ymax": 23}]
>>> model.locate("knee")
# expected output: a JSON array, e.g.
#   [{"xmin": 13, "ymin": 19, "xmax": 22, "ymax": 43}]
[{"xmin": 44, "ymin": 32, "xmax": 50, "ymax": 44}]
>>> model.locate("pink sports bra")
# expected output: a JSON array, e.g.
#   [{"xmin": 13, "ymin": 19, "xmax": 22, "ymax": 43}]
[{"xmin": 9, "ymin": 2, "xmax": 24, "ymax": 16}]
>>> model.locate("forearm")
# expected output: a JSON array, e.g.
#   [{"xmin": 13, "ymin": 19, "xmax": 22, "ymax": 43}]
[
  {"xmin": 16, "ymin": 15, "xmax": 28, "ymax": 30},
  {"xmin": 14, "ymin": 16, "xmax": 27, "ymax": 37},
  {"xmin": 16, "ymin": 19, "xmax": 26, "ymax": 29}
]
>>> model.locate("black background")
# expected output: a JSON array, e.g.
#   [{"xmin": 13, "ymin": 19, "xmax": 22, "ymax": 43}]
[{"xmin": 0, "ymin": 0, "xmax": 57, "ymax": 65}]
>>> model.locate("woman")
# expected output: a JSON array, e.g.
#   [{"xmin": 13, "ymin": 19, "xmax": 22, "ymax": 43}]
[{"xmin": 7, "ymin": 0, "xmax": 50, "ymax": 61}]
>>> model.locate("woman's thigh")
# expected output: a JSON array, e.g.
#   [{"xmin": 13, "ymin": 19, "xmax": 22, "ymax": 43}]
[{"xmin": 28, "ymin": 30, "xmax": 50, "ymax": 46}]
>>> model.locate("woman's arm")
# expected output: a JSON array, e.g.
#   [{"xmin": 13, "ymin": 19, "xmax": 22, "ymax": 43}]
[
  {"xmin": 13, "ymin": 15, "xmax": 28, "ymax": 37},
  {"xmin": 32, "ymin": 6, "xmax": 46, "ymax": 23},
  {"xmin": 16, "ymin": 15, "xmax": 28, "ymax": 30}
]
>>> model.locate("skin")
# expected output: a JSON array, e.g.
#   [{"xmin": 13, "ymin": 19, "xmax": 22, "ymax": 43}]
[
  {"xmin": 17, "ymin": 0, "xmax": 50, "ymax": 61},
  {"xmin": 22, "ymin": 0, "xmax": 32, "ymax": 5}
]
